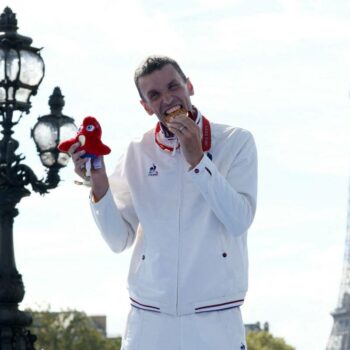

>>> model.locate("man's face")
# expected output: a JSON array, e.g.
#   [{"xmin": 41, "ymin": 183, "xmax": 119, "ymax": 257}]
[{"xmin": 138, "ymin": 64, "xmax": 194, "ymax": 123}]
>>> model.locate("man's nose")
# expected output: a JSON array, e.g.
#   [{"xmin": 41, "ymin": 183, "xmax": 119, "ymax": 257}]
[{"xmin": 162, "ymin": 91, "xmax": 173, "ymax": 104}]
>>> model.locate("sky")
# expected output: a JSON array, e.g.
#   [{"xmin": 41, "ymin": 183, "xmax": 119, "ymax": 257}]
[{"xmin": 2, "ymin": 0, "xmax": 350, "ymax": 349}]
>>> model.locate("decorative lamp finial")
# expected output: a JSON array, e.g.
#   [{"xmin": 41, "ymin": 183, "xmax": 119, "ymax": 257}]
[
  {"xmin": 0, "ymin": 7, "xmax": 18, "ymax": 32},
  {"xmin": 49, "ymin": 87, "xmax": 65, "ymax": 115}
]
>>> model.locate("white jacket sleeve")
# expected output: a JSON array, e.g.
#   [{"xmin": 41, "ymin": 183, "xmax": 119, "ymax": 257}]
[
  {"xmin": 188, "ymin": 130, "xmax": 257, "ymax": 236},
  {"xmin": 90, "ymin": 155, "xmax": 139, "ymax": 253}
]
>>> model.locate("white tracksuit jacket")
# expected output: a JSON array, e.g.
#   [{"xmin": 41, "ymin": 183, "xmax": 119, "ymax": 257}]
[{"xmin": 91, "ymin": 113, "xmax": 257, "ymax": 317}]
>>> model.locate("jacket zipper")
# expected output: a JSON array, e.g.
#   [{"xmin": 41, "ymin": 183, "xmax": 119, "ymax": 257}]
[{"xmin": 176, "ymin": 152, "xmax": 183, "ymax": 315}]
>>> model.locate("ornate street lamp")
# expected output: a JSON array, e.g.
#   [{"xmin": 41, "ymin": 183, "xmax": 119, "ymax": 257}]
[
  {"xmin": 31, "ymin": 87, "xmax": 77, "ymax": 186},
  {"xmin": 0, "ymin": 7, "xmax": 76, "ymax": 349},
  {"xmin": 0, "ymin": 7, "xmax": 44, "ymax": 114}
]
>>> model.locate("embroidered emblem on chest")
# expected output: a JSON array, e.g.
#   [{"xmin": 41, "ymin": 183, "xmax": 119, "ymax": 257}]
[{"xmin": 148, "ymin": 164, "xmax": 158, "ymax": 176}]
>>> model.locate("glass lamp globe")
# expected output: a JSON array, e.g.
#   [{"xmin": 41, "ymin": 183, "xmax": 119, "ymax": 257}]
[
  {"xmin": 0, "ymin": 7, "xmax": 45, "ymax": 113},
  {"xmin": 31, "ymin": 87, "xmax": 77, "ymax": 168}
]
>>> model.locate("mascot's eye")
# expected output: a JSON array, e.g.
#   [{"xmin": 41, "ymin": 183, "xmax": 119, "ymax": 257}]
[{"xmin": 86, "ymin": 125, "xmax": 95, "ymax": 132}]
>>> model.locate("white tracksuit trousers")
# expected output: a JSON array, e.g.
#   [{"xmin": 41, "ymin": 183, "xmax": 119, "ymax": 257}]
[{"xmin": 121, "ymin": 306, "xmax": 247, "ymax": 350}]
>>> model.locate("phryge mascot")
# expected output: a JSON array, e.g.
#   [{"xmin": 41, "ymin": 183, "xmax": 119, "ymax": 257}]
[{"xmin": 58, "ymin": 116, "xmax": 111, "ymax": 185}]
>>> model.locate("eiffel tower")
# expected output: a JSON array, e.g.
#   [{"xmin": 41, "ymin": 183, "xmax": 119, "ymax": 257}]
[{"xmin": 326, "ymin": 185, "xmax": 350, "ymax": 349}]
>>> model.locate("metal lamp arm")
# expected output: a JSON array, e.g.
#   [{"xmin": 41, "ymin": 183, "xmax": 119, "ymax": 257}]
[{"xmin": 16, "ymin": 163, "xmax": 61, "ymax": 194}]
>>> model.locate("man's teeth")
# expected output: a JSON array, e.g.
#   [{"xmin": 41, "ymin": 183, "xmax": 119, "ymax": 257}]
[{"xmin": 166, "ymin": 106, "xmax": 181, "ymax": 114}]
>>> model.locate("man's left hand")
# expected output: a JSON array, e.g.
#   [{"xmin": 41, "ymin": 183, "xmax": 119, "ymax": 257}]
[{"xmin": 167, "ymin": 115, "xmax": 204, "ymax": 169}]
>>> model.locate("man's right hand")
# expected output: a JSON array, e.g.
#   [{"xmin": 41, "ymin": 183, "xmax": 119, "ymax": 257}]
[{"xmin": 68, "ymin": 142, "xmax": 109, "ymax": 202}]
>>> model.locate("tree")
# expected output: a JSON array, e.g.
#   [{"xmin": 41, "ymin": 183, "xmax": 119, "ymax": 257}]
[
  {"xmin": 27, "ymin": 307, "xmax": 121, "ymax": 350},
  {"xmin": 246, "ymin": 330, "xmax": 295, "ymax": 350}
]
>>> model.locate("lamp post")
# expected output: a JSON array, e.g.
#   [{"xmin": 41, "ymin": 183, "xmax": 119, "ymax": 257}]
[{"xmin": 0, "ymin": 7, "xmax": 76, "ymax": 349}]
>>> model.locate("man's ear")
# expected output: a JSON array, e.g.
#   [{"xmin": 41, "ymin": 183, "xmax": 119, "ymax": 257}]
[
  {"xmin": 187, "ymin": 79, "xmax": 194, "ymax": 96},
  {"xmin": 140, "ymin": 100, "xmax": 154, "ymax": 116}
]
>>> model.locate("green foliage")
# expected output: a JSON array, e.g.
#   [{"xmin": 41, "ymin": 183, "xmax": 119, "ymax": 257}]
[
  {"xmin": 246, "ymin": 331, "xmax": 295, "ymax": 350},
  {"xmin": 27, "ymin": 306, "xmax": 296, "ymax": 350},
  {"xmin": 26, "ymin": 307, "xmax": 121, "ymax": 350}
]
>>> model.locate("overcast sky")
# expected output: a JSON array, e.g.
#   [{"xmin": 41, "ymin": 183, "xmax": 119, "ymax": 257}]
[{"xmin": 3, "ymin": 0, "xmax": 350, "ymax": 349}]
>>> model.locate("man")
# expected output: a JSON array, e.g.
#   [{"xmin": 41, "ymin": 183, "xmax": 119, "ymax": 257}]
[{"xmin": 70, "ymin": 55, "xmax": 257, "ymax": 349}]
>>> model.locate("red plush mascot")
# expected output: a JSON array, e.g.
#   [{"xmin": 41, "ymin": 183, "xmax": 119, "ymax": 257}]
[
  {"xmin": 58, "ymin": 116, "xmax": 111, "ymax": 185},
  {"xmin": 58, "ymin": 116, "xmax": 111, "ymax": 157}
]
